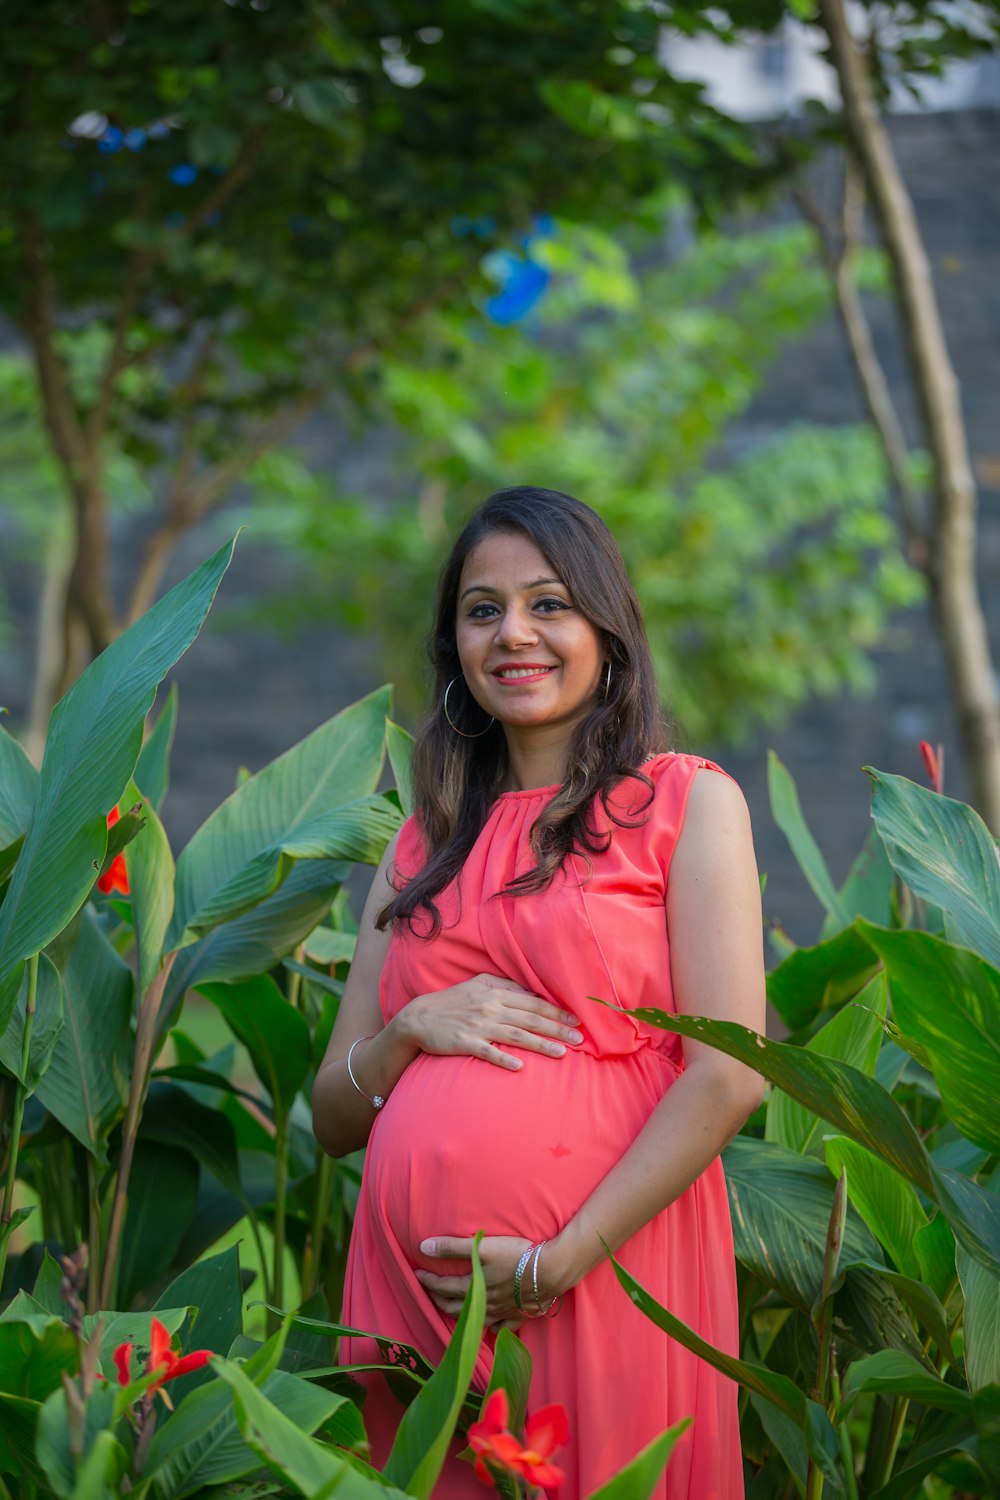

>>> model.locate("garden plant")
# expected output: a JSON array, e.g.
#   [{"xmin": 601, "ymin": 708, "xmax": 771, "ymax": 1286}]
[{"xmin": 0, "ymin": 540, "xmax": 998, "ymax": 1496}]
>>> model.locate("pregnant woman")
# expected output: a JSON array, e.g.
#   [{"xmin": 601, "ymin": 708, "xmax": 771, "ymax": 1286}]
[{"xmin": 312, "ymin": 487, "xmax": 766, "ymax": 1497}]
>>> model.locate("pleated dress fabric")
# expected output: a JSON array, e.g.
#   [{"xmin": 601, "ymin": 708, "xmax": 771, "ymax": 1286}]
[{"xmin": 340, "ymin": 752, "xmax": 744, "ymax": 1498}]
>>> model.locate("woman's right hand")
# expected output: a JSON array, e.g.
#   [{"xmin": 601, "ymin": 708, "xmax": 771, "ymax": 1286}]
[{"xmin": 395, "ymin": 974, "xmax": 584, "ymax": 1071}]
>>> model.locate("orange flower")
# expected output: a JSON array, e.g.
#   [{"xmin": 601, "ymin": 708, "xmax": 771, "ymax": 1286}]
[
  {"xmin": 97, "ymin": 807, "xmax": 130, "ymax": 896},
  {"xmin": 919, "ymin": 741, "xmax": 944, "ymax": 795},
  {"xmin": 468, "ymin": 1388, "xmax": 568, "ymax": 1490},
  {"xmin": 113, "ymin": 1316, "xmax": 212, "ymax": 1403}
]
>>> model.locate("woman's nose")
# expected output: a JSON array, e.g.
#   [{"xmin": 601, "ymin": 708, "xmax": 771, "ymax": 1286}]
[{"xmin": 494, "ymin": 604, "xmax": 538, "ymax": 647}]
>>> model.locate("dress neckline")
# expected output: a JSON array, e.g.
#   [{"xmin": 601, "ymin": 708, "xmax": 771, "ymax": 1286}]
[{"xmin": 492, "ymin": 754, "xmax": 670, "ymax": 804}]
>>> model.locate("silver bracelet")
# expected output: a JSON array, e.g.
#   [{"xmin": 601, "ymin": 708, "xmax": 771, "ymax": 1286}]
[
  {"xmin": 512, "ymin": 1245, "xmax": 537, "ymax": 1314},
  {"xmin": 346, "ymin": 1036, "xmax": 385, "ymax": 1110},
  {"xmin": 530, "ymin": 1241, "xmax": 561, "ymax": 1318}
]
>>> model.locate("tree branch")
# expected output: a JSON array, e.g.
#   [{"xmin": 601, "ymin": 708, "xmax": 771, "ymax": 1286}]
[{"xmin": 795, "ymin": 163, "xmax": 926, "ymax": 566}]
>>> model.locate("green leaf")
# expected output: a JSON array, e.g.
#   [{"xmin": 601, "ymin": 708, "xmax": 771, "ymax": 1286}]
[
  {"xmin": 768, "ymin": 751, "xmax": 848, "ymax": 929},
  {"xmin": 35, "ymin": 1379, "xmax": 123, "ymax": 1500},
  {"xmin": 208, "ymin": 1358, "xmax": 398, "ymax": 1499},
  {"xmin": 583, "ymin": 1418, "xmax": 692, "ymax": 1498},
  {"xmin": 168, "ymin": 688, "xmax": 394, "ymax": 948},
  {"xmin": 0, "ymin": 834, "xmax": 25, "ymax": 889},
  {"xmin": 125, "ymin": 778, "xmax": 174, "ymax": 1003},
  {"xmin": 147, "ymin": 1363, "xmax": 346, "ymax": 1500},
  {"xmin": 724, "ymin": 1136, "xmax": 880, "ymax": 1315},
  {"xmin": 0, "ymin": 725, "xmax": 37, "ymax": 845},
  {"xmin": 766, "ymin": 973, "xmax": 886, "ymax": 1153},
  {"xmin": 386, "ymin": 720, "xmax": 414, "ymax": 818},
  {"xmin": 0, "ymin": 952, "xmax": 63, "ymax": 1091},
  {"xmin": 483, "ymin": 1328, "xmax": 532, "ymax": 1438},
  {"xmin": 142, "ymin": 1084, "xmax": 246, "ymax": 1205},
  {"xmin": 301, "ymin": 928, "xmax": 356, "ymax": 965},
  {"xmin": 859, "ymin": 924, "xmax": 1000, "ymax": 1153},
  {"xmin": 867, "ymin": 767, "xmax": 1000, "ymax": 968},
  {"xmin": 826, "ymin": 828, "xmax": 895, "ymax": 934},
  {"xmin": 383, "ymin": 1238, "xmax": 487, "ymax": 1498},
  {"xmin": 622, "ymin": 1004, "xmax": 1000, "ymax": 1275},
  {"xmin": 958, "ymin": 1171, "xmax": 1000, "ymax": 1391},
  {"xmin": 841, "ymin": 1349, "xmax": 971, "ymax": 1414},
  {"xmin": 196, "ymin": 976, "xmax": 311, "ymax": 1115},
  {"xmin": 0, "ymin": 1316, "xmax": 79, "ymax": 1403},
  {"xmin": 161, "ymin": 859, "xmax": 347, "ymax": 1032},
  {"xmin": 823, "ymin": 1136, "xmax": 928, "ymax": 1280},
  {"xmin": 116, "ymin": 1142, "xmax": 200, "ymax": 1308},
  {"xmin": 766, "ymin": 924, "xmax": 879, "ymax": 1032},
  {"xmin": 0, "ymin": 537, "xmax": 236, "ymax": 1024},
  {"xmin": 134, "ymin": 683, "xmax": 178, "ymax": 813},
  {"xmin": 33, "ymin": 912, "xmax": 131, "ymax": 1161}
]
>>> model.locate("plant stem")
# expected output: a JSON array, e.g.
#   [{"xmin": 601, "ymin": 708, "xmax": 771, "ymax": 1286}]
[
  {"xmin": 831, "ymin": 1369, "xmax": 859, "ymax": 1500},
  {"xmin": 87, "ymin": 1155, "xmax": 102, "ymax": 1315},
  {"xmin": 271, "ymin": 1110, "xmax": 289, "ymax": 1325},
  {"xmin": 99, "ymin": 952, "xmax": 176, "ymax": 1308},
  {"xmin": 868, "ymin": 1396, "xmax": 910, "ymax": 1491},
  {"xmin": 0, "ymin": 954, "xmax": 38, "ymax": 1291},
  {"xmin": 805, "ymin": 1463, "xmax": 824, "ymax": 1500},
  {"xmin": 303, "ymin": 1148, "xmax": 334, "ymax": 1301}
]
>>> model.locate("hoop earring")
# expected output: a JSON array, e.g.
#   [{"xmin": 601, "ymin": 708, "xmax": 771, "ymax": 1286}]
[
  {"xmin": 603, "ymin": 661, "xmax": 613, "ymax": 700},
  {"xmin": 443, "ymin": 677, "xmax": 496, "ymax": 738}
]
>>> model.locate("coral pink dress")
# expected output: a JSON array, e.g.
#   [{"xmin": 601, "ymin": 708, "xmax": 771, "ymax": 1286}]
[{"xmin": 341, "ymin": 753, "xmax": 743, "ymax": 1498}]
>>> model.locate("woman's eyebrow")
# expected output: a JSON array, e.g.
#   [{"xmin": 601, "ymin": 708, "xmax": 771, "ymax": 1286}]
[{"xmin": 459, "ymin": 576, "xmax": 564, "ymax": 601}]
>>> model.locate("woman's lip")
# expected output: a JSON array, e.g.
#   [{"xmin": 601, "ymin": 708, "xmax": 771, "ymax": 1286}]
[{"xmin": 491, "ymin": 665, "xmax": 556, "ymax": 682}]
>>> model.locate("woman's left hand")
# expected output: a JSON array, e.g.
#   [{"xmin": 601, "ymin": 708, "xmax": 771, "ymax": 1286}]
[{"xmin": 416, "ymin": 1235, "xmax": 559, "ymax": 1331}]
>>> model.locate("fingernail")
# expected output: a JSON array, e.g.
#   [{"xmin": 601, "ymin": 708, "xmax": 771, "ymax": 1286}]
[
  {"xmin": 568, "ymin": 1030, "xmax": 584, "ymax": 1044},
  {"xmin": 420, "ymin": 1239, "xmax": 436, "ymax": 1255},
  {"xmin": 549, "ymin": 1043, "xmax": 566, "ymax": 1056}
]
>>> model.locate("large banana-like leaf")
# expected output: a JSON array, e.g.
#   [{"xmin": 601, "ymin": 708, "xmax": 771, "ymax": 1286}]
[
  {"xmin": 125, "ymin": 777, "xmax": 175, "ymax": 1003},
  {"xmin": 34, "ymin": 913, "xmax": 132, "ymax": 1162},
  {"xmin": 823, "ymin": 1136, "xmax": 927, "ymax": 1281},
  {"xmin": 386, "ymin": 720, "xmax": 415, "ymax": 818},
  {"xmin": 867, "ymin": 768, "xmax": 1000, "ymax": 969},
  {"xmin": 0, "ymin": 538, "xmax": 236, "ymax": 1029},
  {"xmin": 766, "ymin": 973, "xmax": 885, "ymax": 1153},
  {"xmin": 859, "ymin": 923, "xmax": 1000, "ymax": 1155},
  {"xmin": 134, "ymin": 683, "xmax": 178, "ymax": 813},
  {"xmin": 841, "ymin": 1350, "xmax": 971, "ymax": 1415},
  {"xmin": 197, "ymin": 977, "xmax": 311, "ymax": 1116},
  {"xmin": 0, "ymin": 954, "xmax": 62, "ymax": 1092},
  {"xmin": 766, "ymin": 924, "xmax": 879, "ymax": 1033},
  {"xmin": 621, "ymin": 1006, "xmax": 1000, "ymax": 1275},
  {"xmin": 0, "ymin": 726, "xmax": 37, "ymax": 845},
  {"xmin": 168, "ymin": 687, "xmax": 394, "ymax": 949},
  {"xmin": 768, "ymin": 751, "xmax": 849, "ymax": 931},
  {"xmin": 724, "ymin": 1136, "xmax": 880, "ymax": 1314}
]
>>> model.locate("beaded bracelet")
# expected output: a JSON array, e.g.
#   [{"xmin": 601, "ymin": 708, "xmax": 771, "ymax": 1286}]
[
  {"xmin": 346, "ymin": 1036, "xmax": 385, "ymax": 1110},
  {"xmin": 512, "ymin": 1244, "xmax": 538, "ymax": 1314},
  {"xmin": 530, "ymin": 1241, "xmax": 561, "ymax": 1318}
]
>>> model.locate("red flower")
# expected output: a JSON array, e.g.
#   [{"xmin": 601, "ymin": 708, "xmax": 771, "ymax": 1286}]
[
  {"xmin": 468, "ymin": 1388, "xmax": 568, "ymax": 1490},
  {"xmin": 97, "ymin": 807, "xmax": 130, "ymax": 896},
  {"xmin": 113, "ymin": 1316, "xmax": 212, "ymax": 1403},
  {"xmin": 919, "ymin": 741, "xmax": 944, "ymax": 796}
]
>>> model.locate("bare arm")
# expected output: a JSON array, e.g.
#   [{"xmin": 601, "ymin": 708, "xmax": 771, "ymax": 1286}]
[
  {"xmin": 312, "ymin": 832, "xmax": 586, "ymax": 1158},
  {"xmin": 418, "ymin": 768, "xmax": 767, "ymax": 1321}
]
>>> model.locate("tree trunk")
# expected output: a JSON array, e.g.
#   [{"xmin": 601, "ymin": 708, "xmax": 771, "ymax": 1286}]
[{"xmin": 818, "ymin": 0, "xmax": 1000, "ymax": 831}]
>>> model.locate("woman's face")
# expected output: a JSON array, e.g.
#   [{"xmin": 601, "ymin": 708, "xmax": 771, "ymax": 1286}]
[{"xmin": 455, "ymin": 531, "xmax": 606, "ymax": 736}]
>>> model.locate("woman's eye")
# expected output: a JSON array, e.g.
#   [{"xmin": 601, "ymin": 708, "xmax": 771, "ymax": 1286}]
[
  {"xmin": 468, "ymin": 602, "xmax": 499, "ymax": 619},
  {"xmin": 535, "ymin": 597, "xmax": 570, "ymax": 613}
]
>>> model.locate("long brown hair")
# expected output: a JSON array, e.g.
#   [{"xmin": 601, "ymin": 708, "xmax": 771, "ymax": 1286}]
[{"xmin": 378, "ymin": 487, "xmax": 667, "ymax": 935}]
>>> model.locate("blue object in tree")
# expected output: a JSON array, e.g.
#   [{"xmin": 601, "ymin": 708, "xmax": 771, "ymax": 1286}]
[
  {"xmin": 168, "ymin": 163, "xmax": 198, "ymax": 187},
  {"xmin": 485, "ymin": 253, "xmax": 550, "ymax": 325},
  {"xmin": 124, "ymin": 127, "xmax": 147, "ymax": 152},
  {"xmin": 97, "ymin": 125, "xmax": 124, "ymax": 154}
]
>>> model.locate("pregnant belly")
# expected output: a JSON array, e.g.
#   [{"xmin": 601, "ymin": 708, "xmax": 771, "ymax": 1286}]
[{"xmin": 361, "ymin": 1045, "xmax": 674, "ymax": 1267}]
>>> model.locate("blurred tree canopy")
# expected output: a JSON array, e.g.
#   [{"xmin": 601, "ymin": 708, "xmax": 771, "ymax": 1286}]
[{"xmin": 0, "ymin": 0, "xmax": 774, "ymax": 730}]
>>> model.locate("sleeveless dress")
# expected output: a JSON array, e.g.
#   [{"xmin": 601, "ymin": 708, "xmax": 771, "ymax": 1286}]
[{"xmin": 340, "ymin": 753, "xmax": 744, "ymax": 1498}]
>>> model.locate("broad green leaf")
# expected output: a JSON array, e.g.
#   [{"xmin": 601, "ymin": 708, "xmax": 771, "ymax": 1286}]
[
  {"xmin": 838, "ymin": 1259, "xmax": 953, "ymax": 1360},
  {"xmin": 0, "ymin": 537, "xmax": 236, "ymax": 1024},
  {"xmin": 823, "ymin": 1136, "xmax": 927, "ymax": 1280},
  {"xmin": 623, "ymin": 1005, "xmax": 1000, "ymax": 1275},
  {"xmin": 766, "ymin": 973, "xmax": 886, "ymax": 1153},
  {"xmin": 196, "ymin": 976, "xmax": 311, "ymax": 1115},
  {"xmin": 84, "ymin": 1308, "xmax": 188, "ymax": 1379},
  {"xmin": 483, "ymin": 1328, "xmax": 532, "ymax": 1438},
  {"xmin": 841, "ymin": 1350, "xmax": 971, "ymax": 1414},
  {"xmin": 914, "ymin": 1212, "xmax": 956, "ymax": 1305},
  {"xmin": 36, "ymin": 1379, "xmax": 123, "ymax": 1500},
  {"xmin": 766, "ymin": 924, "xmax": 879, "ymax": 1032},
  {"xmin": 125, "ymin": 777, "xmax": 174, "ymax": 1003},
  {"xmin": 386, "ymin": 720, "xmax": 414, "ymax": 818},
  {"xmin": 34, "ymin": 912, "xmax": 132, "ymax": 1162},
  {"xmin": 768, "ymin": 752, "xmax": 848, "ymax": 929},
  {"xmin": 160, "ymin": 859, "xmax": 347, "ymax": 1034},
  {"xmin": 301, "ymin": 928, "xmax": 356, "ymax": 965},
  {"xmin": 146, "ymin": 1363, "xmax": 346, "ymax": 1500},
  {"xmin": 209, "ymin": 1358, "xmax": 398, "ymax": 1499},
  {"xmin": 0, "ymin": 725, "xmax": 37, "ymax": 844},
  {"xmin": 0, "ymin": 833, "xmax": 25, "ymax": 888},
  {"xmin": 583, "ymin": 1418, "xmax": 692, "ymax": 1499},
  {"xmin": 867, "ymin": 767, "xmax": 1000, "ymax": 968},
  {"xmin": 824, "ymin": 827, "xmax": 895, "ymax": 934},
  {"xmin": 972, "ymin": 1384, "xmax": 1000, "ymax": 1486},
  {"xmin": 0, "ymin": 952, "xmax": 63, "ymax": 1092},
  {"xmin": 169, "ymin": 688, "xmax": 394, "ymax": 948},
  {"xmin": 383, "ymin": 1239, "xmax": 487, "ymax": 1498},
  {"xmin": 958, "ymin": 1174, "xmax": 1000, "ymax": 1391},
  {"xmin": 31, "ymin": 1253, "xmax": 75, "ymax": 1320},
  {"xmin": 116, "ymin": 1142, "xmax": 200, "ymax": 1309},
  {"xmin": 142, "ymin": 1084, "xmax": 246, "ymax": 1204},
  {"xmin": 135, "ymin": 684, "xmax": 178, "ymax": 812},
  {"xmin": 724, "ymin": 1136, "xmax": 880, "ymax": 1315},
  {"xmin": 173, "ymin": 797, "xmax": 400, "ymax": 946},
  {"xmin": 859, "ymin": 924, "xmax": 1000, "ymax": 1153}
]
